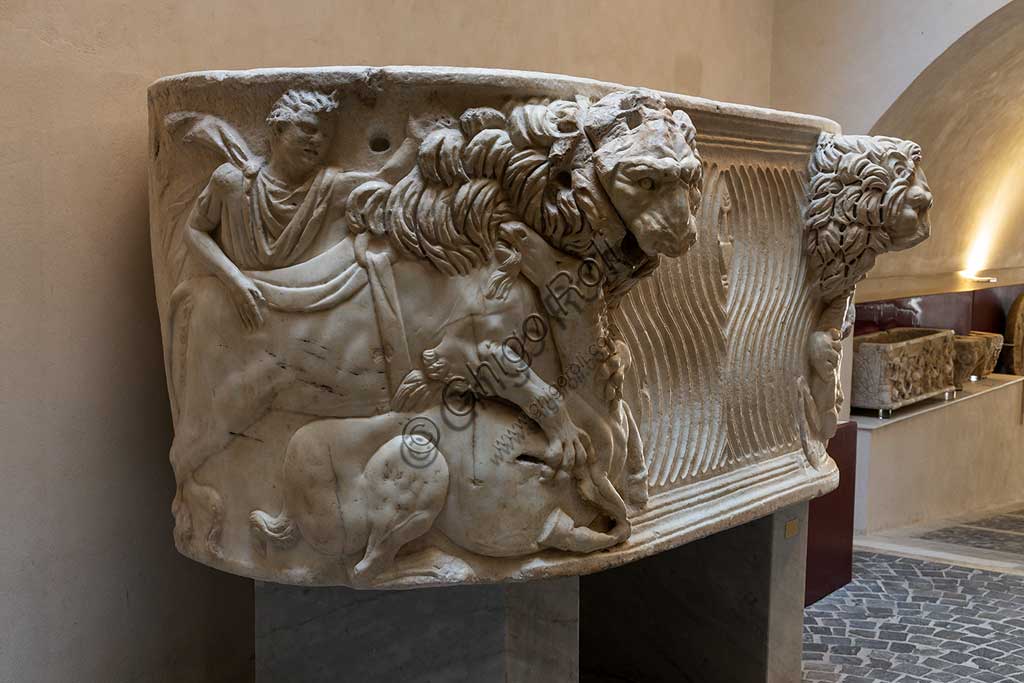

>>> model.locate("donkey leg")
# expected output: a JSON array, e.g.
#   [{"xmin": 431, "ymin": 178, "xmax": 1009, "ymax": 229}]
[
  {"xmin": 169, "ymin": 418, "xmax": 230, "ymax": 556},
  {"xmin": 251, "ymin": 421, "xmax": 348, "ymax": 557},
  {"xmin": 179, "ymin": 477, "xmax": 225, "ymax": 557},
  {"xmin": 560, "ymin": 416, "xmax": 631, "ymax": 543},
  {"xmin": 581, "ymin": 462, "xmax": 631, "ymax": 543},
  {"xmin": 537, "ymin": 508, "xmax": 618, "ymax": 553},
  {"xmin": 171, "ymin": 368, "xmax": 277, "ymax": 555},
  {"xmin": 353, "ymin": 433, "xmax": 450, "ymax": 582},
  {"xmin": 621, "ymin": 402, "xmax": 649, "ymax": 507}
]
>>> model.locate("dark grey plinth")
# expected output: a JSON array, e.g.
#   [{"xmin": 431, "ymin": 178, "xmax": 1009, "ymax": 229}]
[
  {"xmin": 255, "ymin": 504, "xmax": 808, "ymax": 683},
  {"xmin": 255, "ymin": 576, "xmax": 578, "ymax": 683},
  {"xmin": 580, "ymin": 502, "xmax": 809, "ymax": 683}
]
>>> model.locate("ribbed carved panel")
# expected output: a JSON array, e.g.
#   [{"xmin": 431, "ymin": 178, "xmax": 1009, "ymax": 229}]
[
  {"xmin": 722, "ymin": 162, "xmax": 815, "ymax": 465},
  {"xmin": 617, "ymin": 164, "xmax": 729, "ymax": 491},
  {"xmin": 618, "ymin": 156, "xmax": 818, "ymax": 492}
]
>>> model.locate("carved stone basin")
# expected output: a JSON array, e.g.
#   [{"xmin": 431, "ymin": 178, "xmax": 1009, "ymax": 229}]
[
  {"xmin": 851, "ymin": 328, "xmax": 955, "ymax": 410},
  {"xmin": 953, "ymin": 334, "xmax": 992, "ymax": 389},
  {"xmin": 968, "ymin": 330, "xmax": 1004, "ymax": 378},
  {"xmin": 148, "ymin": 67, "xmax": 932, "ymax": 587}
]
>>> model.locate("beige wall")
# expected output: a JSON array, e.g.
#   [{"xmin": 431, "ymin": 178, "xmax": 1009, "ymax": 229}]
[
  {"xmin": 861, "ymin": 1, "xmax": 1024, "ymax": 300},
  {"xmin": 0, "ymin": 1, "xmax": 775, "ymax": 681},
  {"xmin": 771, "ymin": 0, "xmax": 1009, "ymax": 134},
  {"xmin": 771, "ymin": 0, "xmax": 1017, "ymax": 301}
]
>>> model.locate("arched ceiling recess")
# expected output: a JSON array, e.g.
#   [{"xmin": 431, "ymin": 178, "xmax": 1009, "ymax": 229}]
[{"xmin": 858, "ymin": 0, "xmax": 1024, "ymax": 302}]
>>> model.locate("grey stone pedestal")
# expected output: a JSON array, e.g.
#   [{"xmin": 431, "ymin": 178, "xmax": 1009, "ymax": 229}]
[
  {"xmin": 255, "ymin": 576, "xmax": 579, "ymax": 683},
  {"xmin": 255, "ymin": 504, "xmax": 808, "ymax": 683},
  {"xmin": 580, "ymin": 502, "xmax": 809, "ymax": 683}
]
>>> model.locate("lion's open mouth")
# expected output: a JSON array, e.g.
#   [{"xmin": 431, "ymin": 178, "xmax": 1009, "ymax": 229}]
[{"xmin": 619, "ymin": 231, "xmax": 648, "ymax": 267}]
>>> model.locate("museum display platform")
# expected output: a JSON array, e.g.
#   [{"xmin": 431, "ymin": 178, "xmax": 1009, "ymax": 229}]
[{"xmin": 852, "ymin": 374, "xmax": 1024, "ymax": 534}]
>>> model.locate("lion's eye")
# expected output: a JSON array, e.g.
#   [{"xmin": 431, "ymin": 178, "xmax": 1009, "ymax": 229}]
[{"xmin": 638, "ymin": 177, "xmax": 655, "ymax": 191}]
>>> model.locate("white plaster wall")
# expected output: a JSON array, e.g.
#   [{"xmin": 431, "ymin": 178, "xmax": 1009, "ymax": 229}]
[
  {"xmin": 0, "ymin": 1, "xmax": 775, "ymax": 681},
  {"xmin": 770, "ymin": 0, "xmax": 1010, "ymax": 134}
]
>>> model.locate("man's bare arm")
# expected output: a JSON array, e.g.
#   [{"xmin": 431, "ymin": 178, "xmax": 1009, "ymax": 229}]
[{"xmin": 185, "ymin": 204, "xmax": 265, "ymax": 331}]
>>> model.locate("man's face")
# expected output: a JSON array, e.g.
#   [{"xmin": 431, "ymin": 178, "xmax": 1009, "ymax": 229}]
[{"xmin": 273, "ymin": 110, "xmax": 330, "ymax": 175}]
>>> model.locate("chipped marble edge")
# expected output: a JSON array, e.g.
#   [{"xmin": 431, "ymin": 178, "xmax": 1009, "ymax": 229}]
[{"xmin": 147, "ymin": 65, "xmax": 842, "ymax": 136}]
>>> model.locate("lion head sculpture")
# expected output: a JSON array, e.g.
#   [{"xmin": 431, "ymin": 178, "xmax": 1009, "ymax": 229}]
[
  {"xmin": 805, "ymin": 133, "xmax": 933, "ymax": 303},
  {"xmin": 583, "ymin": 91, "xmax": 703, "ymax": 260},
  {"xmin": 347, "ymin": 89, "xmax": 703, "ymax": 287}
]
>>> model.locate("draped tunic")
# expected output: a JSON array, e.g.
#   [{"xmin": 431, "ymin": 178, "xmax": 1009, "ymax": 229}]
[
  {"xmin": 191, "ymin": 163, "xmax": 341, "ymax": 271},
  {"xmin": 188, "ymin": 162, "xmax": 375, "ymax": 314},
  {"xmin": 176, "ymin": 161, "xmax": 413, "ymax": 401}
]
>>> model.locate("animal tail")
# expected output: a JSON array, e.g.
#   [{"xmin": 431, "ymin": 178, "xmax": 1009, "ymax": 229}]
[{"xmin": 249, "ymin": 509, "xmax": 299, "ymax": 549}]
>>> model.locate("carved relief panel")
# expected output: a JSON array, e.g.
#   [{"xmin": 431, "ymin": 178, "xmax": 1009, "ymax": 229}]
[{"xmin": 148, "ymin": 67, "xmax": 930, "ymax": 587}]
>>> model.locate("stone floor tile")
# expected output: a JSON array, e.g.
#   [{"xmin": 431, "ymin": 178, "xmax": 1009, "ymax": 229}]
[{"xmin": 803, "ymin": 552, "xmax": 1024, "ymax": 683}]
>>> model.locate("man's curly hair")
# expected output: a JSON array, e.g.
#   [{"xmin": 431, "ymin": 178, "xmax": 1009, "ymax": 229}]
[
  {"xmin": 266, "ymin": 89, "xmax": 339, "ymax": 129},
  {"xmin": 805, "ymin": 133, "xmax": 923, "ymax": 302}
]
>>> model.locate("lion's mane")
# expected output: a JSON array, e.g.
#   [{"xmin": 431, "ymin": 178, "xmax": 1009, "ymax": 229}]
[
  {"xmin": 805, "ymin": 133, "xmax": 923, "ymax": 302},
  {"xmin": 348, "ymin": 90, "xmax": 700, "ymax": 284}
]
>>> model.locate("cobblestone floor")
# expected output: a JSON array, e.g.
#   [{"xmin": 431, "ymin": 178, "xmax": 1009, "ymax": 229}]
[
  {"xmin": 922, "ymin": 511, "xmax": 1024, "ymax": 556},
  {"xmin": 802, "ymin": 552, "xmax": 1024, "ymax": 682},
  {"xmin": 921, "ymin": 527, "xmax": 1024, "ymax": 556}
]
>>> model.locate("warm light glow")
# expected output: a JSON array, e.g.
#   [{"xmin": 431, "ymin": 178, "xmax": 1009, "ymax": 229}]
[
  {"xmin": 959, "ymin": 273, "xmax": 998, "ymax": 283},
  {"xmin": 961, "ymin": 164, "xmax": 1024, "ymax": 278}
]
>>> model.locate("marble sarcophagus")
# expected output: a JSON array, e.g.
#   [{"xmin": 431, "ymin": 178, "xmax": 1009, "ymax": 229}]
[{"xmin": 148, "ymin": 67, "xmax": 932, "ymax": 588}]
